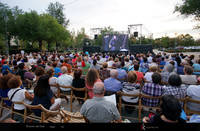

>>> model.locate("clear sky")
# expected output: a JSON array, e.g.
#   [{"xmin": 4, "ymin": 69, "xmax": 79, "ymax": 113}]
[{"xmin": 2, "ymin": 0, "xmax": 200, "ymax": 39}]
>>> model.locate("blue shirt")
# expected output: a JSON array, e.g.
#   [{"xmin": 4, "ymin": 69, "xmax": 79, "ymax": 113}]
[
  {"xmin": 104, "ymin": 78, "xmax": 122, "ymax": 92},
  {"xmin": 54, "ymin": 67, "xmax": 61, "ymax": 77},
  {"xmin": 159, "ymin": 61, "xmax": 166, "ymax": 69},
  {"xmin": 177, "ymin": 66, "xmax": 184, "ymax": 75},
  {"xmin": 32, "ymin": 89, "xmax": 54, "ymax": 116},
  {"xmin": 0, "ymin": 88, "xmax": 12, "ymax": 106},
  {"xmin": 193, "ymin": 63, "xmax": 200, "ymax": 75},
  {"xmin": 2, "ymin": 65, "xmax": 13, "ymax": 75}
]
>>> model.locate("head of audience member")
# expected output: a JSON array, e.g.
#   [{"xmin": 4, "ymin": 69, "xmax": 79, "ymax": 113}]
[
  {"xmin": 52, "ymin": 62, "xmax": 58, "ymax": 68},
  {"xmin": 7, "ymin": 76, "xmax": 22, "ymax": 89},
  {"xmin": 149, "ymin": 66, "xmax": 158, "ymax": 73},
  {"xmin": 110, "ymin": 69, "xmax": 118, "ymax": 79},
  {"xmin": 169, "ymin": 61, "xmax": 175, "ymax": 66},
  {"xmin": 102, "ymin": 62, "xmax": 108, "ymax": 69},
  {"xmin": 35, "ymin": 66, "xmax": 45, "ymax": 80},
  {"xmin": 183, "ymin": 65, "xmax": 193, "ymax": 75},
  {"xmin": 134, "ymin": 63, "xmax": 140, "ymax": 71},
  {"xmin": 93, "ymin": 59, "xmax": 97, "ymax": 66},
  {"xmin": 34, "ymin": 75, "xmax": 50, "ymax": 97},
  {"xmin": 74, "ymin": 68, "xmax": 82, "ymax": 79},
  {"xmin": 197, "ymin": 59, "xmax": 200, "ymax": 65},
  {"xmin": 163, "ymin": 64, "xmax": 174, "ymax": 73},
  {"xmin": 61, "ymin": 66, "xmax": 68, "ymax": 74},
  {"xmin": 152, "ymin": 72, "xmax": 162, "ymax": 84},
  {"xmin": 161, "ymin": 95, "xmax": 182, "ymax": 121},
  {"xmin": 0, "ymin": 73, "xmax": 14, "ymax": 90},
  {"xmin": 77, "ymin": 56, "xmax": 82, "ymax": 62},
  {"xmin": 168, "ymin": 73, "xmax": 182, "ymax": 87},
  {"xmin": 93, "ymin": 82, "xmax": 105, "ymax": 97},
  {"xmin": 86, "ymin": 69, "xmax": 100, "ymax": 87},
  {"xmin": 18, "ymin": 63, "xmax": 25, "ymax": 70},
  {"xmin": 127, "ymin": 71, "xmax": 137, "ymax": 83},
  {"xmin": 46, "ymin": 67, "xmax": 54, "ymax": 77}
]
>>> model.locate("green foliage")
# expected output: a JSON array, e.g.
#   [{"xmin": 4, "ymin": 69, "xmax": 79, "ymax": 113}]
[
  {"xmin": 46, "ymin": 2, "xmax": 69, "ymax": 27},
  {"xmin": 175, "ymin": 0, "xmax": 200, "ymax": 28}
]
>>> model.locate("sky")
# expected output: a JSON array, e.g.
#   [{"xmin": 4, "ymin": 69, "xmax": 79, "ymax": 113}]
[{"xmin": 2, "ymin": 0, "xmax": 200, "ymax": 39}]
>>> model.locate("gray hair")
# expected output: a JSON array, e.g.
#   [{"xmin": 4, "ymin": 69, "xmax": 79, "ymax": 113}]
[
  {"xmin": 110, "ymin": 69, "xmax": 118, "ymax": 78},
  {"xmin": 163, "ymin": 64, "xmax": 174, "ymax": 73},
  {"xmin": 61, "ymin": 66, "xmax": 68, "ymax": 74},
  {"xmin": 93, "ymin": 82, "xmax": 105, "ymax": 95}
]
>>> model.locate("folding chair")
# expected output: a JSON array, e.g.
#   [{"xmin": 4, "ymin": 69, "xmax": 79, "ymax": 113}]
[
  {"xmin": 0, "ymin": 97, "xmax": 11, "ymax": 117},
  {"xmin": 117, "ymin": 91, "xmax": 140, "ymax": 121},
  {"xmin": 71, "ymin": 86, "xmax": 88, "ymax": 112},
  {"xmin": 184, "ymin": 97, "xmax": 200, "ymax": 116},
  {"xmin": 23, "ymin": 102, "xmax": 61, "ymax": 123},
  {"xmin": 60, "ymin": 109, "xmax": 85, "ymax": 123},
  {"xmin": 57, "ymin": 84, "xmax": 73, "ymax": 112},
  {"xmin": 138, "ymin": 94, "xmax": 162, "ymax": 122}
]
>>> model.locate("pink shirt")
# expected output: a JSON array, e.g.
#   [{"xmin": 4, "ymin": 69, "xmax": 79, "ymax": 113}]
[{"xmin": 86, "ymin": 79, "xmax": 102, "ymax": 99}]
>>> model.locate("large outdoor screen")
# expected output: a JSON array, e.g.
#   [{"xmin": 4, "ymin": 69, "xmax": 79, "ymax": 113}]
[{"xmin": 102, "ymin": 34, "xmax": 129, "ymax": 51}]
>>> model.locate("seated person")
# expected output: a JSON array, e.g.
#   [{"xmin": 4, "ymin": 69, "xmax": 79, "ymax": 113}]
[
  {"xmin": 80, "ymin": 82, "xmax": 121, "ymax": 123},
  {"xmin": 122, "ymin": 71, "xmax": 140, "ymax": 113},
  {"xmin": 7, "ymin": 76, "xmax": 34, "ymax": 114},
  {"xmin": 163, "ymin": 73, "xmax": 187, "ymax": 101},
  {"xmin": 144, "ymin": 66, "xmax": 158, "ymax": 83},
  {"xmin": 0, "ymin": 74, "xmax": 14, "ymax": 107},
  {"xmin": 32, "ymin": 75, "xmax": 61, "ymax": 116},
  {"xmin": 142, "ymin": 72, "xmax": 164, "ymax": 107},
  {"xmin": 104, "ymin": 69, "xmax": 123, "ymax": 95},
  {"xmin": 180, "ymin": 65, "xmax": 197, "ymax": 85},
  {"xmin": 186, "ymin": 85, "xmax": 200, "ymax": 112},
  {"xmin": 143, "ymin": 95, "xmax": 186, "ymax": 123},
  {"xmin": 72, "ymin": 69, "xmax": 85, "ymax": 104}
]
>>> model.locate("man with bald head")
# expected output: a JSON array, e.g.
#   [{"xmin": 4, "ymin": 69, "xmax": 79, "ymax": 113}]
[{"xmin": 80, "ymin": 82, "xmax": 121, "ymax": 123}]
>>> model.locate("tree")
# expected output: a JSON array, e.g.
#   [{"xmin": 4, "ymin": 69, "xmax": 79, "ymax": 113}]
[
  {"xmin": 74, "ymin": 28, "xmax": 88, "ymax": 48},
  {"xmin": 46, "ymin": 2, "xmax": 69, "ymax": 27},
  {"xmin": 175, "ymin": 0, "xmax": 200, "ymax": 28}
]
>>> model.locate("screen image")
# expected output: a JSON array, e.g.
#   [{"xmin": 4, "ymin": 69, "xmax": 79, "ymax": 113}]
[{"xmin": 103, "ymin": 34, "xmax": 129, "ymax": 51}]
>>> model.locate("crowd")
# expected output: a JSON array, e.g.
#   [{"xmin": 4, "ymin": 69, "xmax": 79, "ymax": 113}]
[{"xmin": 0, "ymin": 51, "xmax": 200, "ymax": 123}]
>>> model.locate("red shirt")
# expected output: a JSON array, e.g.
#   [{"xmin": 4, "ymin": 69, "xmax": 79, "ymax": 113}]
[{"xmin": 135, "ymin": 71, "xmax": 144, "ymax": 84}]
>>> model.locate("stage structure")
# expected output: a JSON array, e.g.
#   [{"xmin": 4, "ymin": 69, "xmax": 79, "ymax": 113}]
[
  {"xmin": 128, "ymin": 24, "xmax": 143, "ymax": 44},
  {"xmin": 83, "ymin": 25, "xmax": 153, "ymax": 54}
]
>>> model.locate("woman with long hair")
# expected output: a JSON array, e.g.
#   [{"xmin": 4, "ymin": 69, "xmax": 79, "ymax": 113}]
[
  {"xmin": 85, "ymin": 69, "xmax": 102, "ymax": 99},
  {"xmin": 32, "ymin": 75, "xmax": 61, "ymax": 116}
]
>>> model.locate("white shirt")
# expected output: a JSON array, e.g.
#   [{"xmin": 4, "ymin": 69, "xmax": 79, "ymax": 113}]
[
  {"xmin": 8, "ymin": 88, "xmax": 31, "ymax": 110},
  {"xmin": 147, "ymin": 56, "xmax": 153, "ymax": 63},
  {"xmin": 57, "ymin": 74, "xmax": 73, "ymax": 91},
  {"xmin": 187, "ymin": 85, "xmax": 200, "ymax": 111},
  {"xmin": 49, "ymin": 77, "xmax": 58, "ymax": 95},
  {"xmin": 107, "ymin": 61, "xmax": 114, "ymax": 67},
  {"xmin": 99, "ymin": 58, "xmax": 107, "ymax": 64},
  {"xmin": 144, "ymin": 72, "xmax": 154, "ymax": 82}
]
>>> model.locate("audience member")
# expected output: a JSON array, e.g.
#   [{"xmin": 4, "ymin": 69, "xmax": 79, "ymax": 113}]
[
  {"xmin": 143, "ymin": 95, "xmax": 186, "ymax": 123},
  {"xmin": 32, "ymin": 75, "xmax": 61, "ymax": 116},
  {"xmin": 104, "ymin": 69, "xmax": 122, "ymax": 95},
  {"xmin": 86, "ymin": 69, "xmax": 102, "ymax": 99},
  {"xmin": 142, "ymin": 72, "xmax": 163, "ymax": 107},
  {"xmin": 80, "ymin": 82, "xmax": 121, "ymax": 123}
]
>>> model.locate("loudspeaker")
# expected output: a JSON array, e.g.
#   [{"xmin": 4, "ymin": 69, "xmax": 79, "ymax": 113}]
[{"xmin": 134, "ymin": 32, "xmax": 138, "ymax": 37}]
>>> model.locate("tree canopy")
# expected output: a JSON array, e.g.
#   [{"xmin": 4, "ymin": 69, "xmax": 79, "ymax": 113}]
[{"xmin": 175, "ymin": 0, "xmax": 200, "ymax": 28}]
